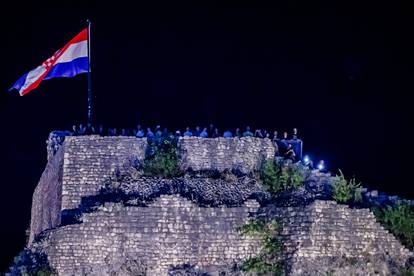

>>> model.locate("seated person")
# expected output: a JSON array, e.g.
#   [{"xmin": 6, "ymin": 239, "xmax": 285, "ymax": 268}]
[
  {"xmin": 212, "ymin": 128, "xmax": 220, "ymax": 138},
  {"xmin": 254, "ymin": 129, "xmax": 263, "ymax": 138},
  {"xmin": 292, "ymin": 128, "xmax": 299, "ymax": 140},
  {"xmin": 71, "ymin": 125, "xmax": 78, "ymax": 136},
  {"xmin": 136, "ymin": 130, "xmax": 145, "ymax": 138},
  {"xmin": 284, "ymin": 144, "xmax": 296, "ymax": 162},
  {"xmin": 303, "ymin": 155, "xmax": 314, "ymax": 169},
  {"xmin": 78, "ymin": 124, "xmax": 86, "ymax": 135},
  {"xmin": 135, "ymin": 125, "xmax": 143, "ymax": 136},
  {"xmin": 97, "ymin": 124, "xmax": 105, "ymax": 136},
  {"xmin": 146, "ymin": 128, "xmax": 155, "ymax": 140},
  {"xmin": 200, "ymin": 128, "xmax": 208, "ymax": 138},
  {"xmin": 272, "ymin": 131, "xmax": 279, "ymax": 143},
  {"xmin": 155, "ymin": 125, "xmax": 162, "ymax": 138},
  {"xmin": 235, "ymin": 128, "xmax": 241, "ymax": 138},
  {"xmin": 194, "ymin": 126, "xmax": 201, "ymax": 137},
  {"xmin": 183, "ymin": 127, "xmax": 193, "ymax": 137},
  {"xmin": 136, "ymin": 128, "xmax": 145, "ymax": 138},
  {"xmin": 242, "ymin": 126, "xmax": 254, "ymax": 137},
  {"xmin": 223, "ymin": 130, "xmax": 232, "ymax": 138},
  {"xmin": 162, "ymin": 128, "xmax": 169, "ymax": 138},
  {"xmin": 84, "ymin": 123, "xmax": 96, "ymax": 135}
]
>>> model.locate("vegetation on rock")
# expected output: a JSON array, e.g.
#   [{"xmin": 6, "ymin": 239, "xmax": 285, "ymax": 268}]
[
  {"xmin": 239, "ymin": 218, "xmax": 285, "ymax": 275},
  {"xmin": 373, "ymin": 202, "xmax": 414, "ymax": 250},
  {"xmin": 399, "ymin": 268, "xmax": 414, "ymax": 276},
  {"xmin": 7, "ymin": 248, "xmax": 57, "ymax": 276},
  {"xmin": 258, "ymin": 159, "xmax": 305, "ymax": 195},
  {"xmin": 143, "ymin": 137, "xmax": 181, "ymax": 178},
  {"xmin": 331, "ymin": 170, "xmax": 363, "ymax": 204}
]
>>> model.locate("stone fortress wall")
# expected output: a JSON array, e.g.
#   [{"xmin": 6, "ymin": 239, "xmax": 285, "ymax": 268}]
[
  {"xmin": 31, "ymin": 195, "xmax": 413, "ymax": 275},
  {"xmin": 61, "ymin": 136, "xmax": 275, "ymax": 210},
  {"xmin": 30, "ymin": 135, "xmax": 275, "ymax": 243},
  {"xmin": 26, "ymin": 133, "xmax": 413, "ymax": 275},
  {"xmin": 32, "ymin": 195, "xmax": 263, "ymax": 275}
]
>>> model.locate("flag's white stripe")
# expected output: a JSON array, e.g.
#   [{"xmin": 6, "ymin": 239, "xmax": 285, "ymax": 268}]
[
  {"xmin": 55, "ymin": 40, "xmax": 88, "ymax": 64},
  {"xmin": 20, "ymin": 65, "xmax": 47, "ymax": 94}
]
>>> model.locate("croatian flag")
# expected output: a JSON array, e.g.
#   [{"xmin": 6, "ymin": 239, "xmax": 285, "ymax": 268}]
[{"xmin": 9, "ymin": 28, "xmax": 89, "ymax": 96}]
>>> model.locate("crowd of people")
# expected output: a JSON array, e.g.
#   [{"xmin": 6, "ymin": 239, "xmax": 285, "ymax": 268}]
[{"xmin": 70, "ymin": 123, "xmax": 302, "ymax": 161}]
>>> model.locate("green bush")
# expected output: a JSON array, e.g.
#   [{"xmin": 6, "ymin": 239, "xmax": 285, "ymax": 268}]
[
  {"xmin": 241, "ymin": 257, "xmax": 283, "ymax": 275},
  {"xmin": 239, "ymin": 218, "xmax": 284, "ymax": 275},
  {"xmin": 239, "ymin": 219, "xmax": 266, "ymax": 236},
  {"xmin": 332, "ymin": 170, "xmax": 362, "ymax": 204},
  {"xmin": 283, "ymin": 166, "xmax": 305, "ymax": 190},
  {"xmin": 259, "ymin": 160, "xmax": 282, "ymax": 194},
  {"xmin": 399, "ymin": 268, "xmax": 414, "ymax": 276},
  {"xmin": 258, "ymin": 160, "xmax": 305, "ymax": 195},
  {"xmin": 143, "ymin": 137, "xmax": 180, "ymax": 178},
  {"xmin": 373, "ymin": 203, "xmax": 414, "ymax": 250}
]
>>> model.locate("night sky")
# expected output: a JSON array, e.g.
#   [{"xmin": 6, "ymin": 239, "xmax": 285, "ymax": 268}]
[{"xmin": 0, "ymin": 0, "xmax": 413, "ymax": 271}]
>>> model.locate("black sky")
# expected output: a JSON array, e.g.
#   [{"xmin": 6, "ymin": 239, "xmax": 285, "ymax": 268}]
[{"xmin": 0, "ymin": 0, "xmax": 413, "ymax": 270}]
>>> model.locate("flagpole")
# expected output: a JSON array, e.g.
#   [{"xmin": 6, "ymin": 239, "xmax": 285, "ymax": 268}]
[{"xmin": 86, "ymin": 19, "xmax": 92, "ymax": 125}]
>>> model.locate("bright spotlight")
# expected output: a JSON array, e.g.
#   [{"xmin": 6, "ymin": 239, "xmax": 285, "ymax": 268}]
[
  {"xmin": 303, "ymin": 155, "xmax": 310, "ymax": 164},
  {"xmin": 317, "ymin": 160, "xmax": 325, "ymax": 171}
]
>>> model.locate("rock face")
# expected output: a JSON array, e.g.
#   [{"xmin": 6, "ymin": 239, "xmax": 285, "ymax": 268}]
[
  {"xmin": 24, "ymin": 133, "xmax": 413, "ymax": 275},
  {"xmin": 29, "ymin": 146, "xmax": 64, "ymax": 244}
]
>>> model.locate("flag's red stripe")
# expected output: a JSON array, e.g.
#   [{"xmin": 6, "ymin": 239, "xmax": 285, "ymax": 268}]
[
  {"xmin": 20, "ymin": 71, "xmax": 49, "ymax": 96},
  {"xmin": 50, "ymin": 28, "xmax": 88, "ymax": 67}
]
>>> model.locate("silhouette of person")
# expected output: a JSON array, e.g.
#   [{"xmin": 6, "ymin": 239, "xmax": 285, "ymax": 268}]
[
  {"xmin": 223, "ymin": 130, "xmax": 232, "ymax": 138},
  {"xmin": 284, "ymin": 144, "xmax": 296, "ymax": 162},
  {"xmin": 200, "ymin": 128, "xmax": 208, "ymax": 138},
  {"xmin": 194, "ymin": 126, "xmax": 201, "ymax": 137},
  {"xmin": 243, "ymin": 126, "xmax": 254, "ymax": 137},
  {"xmin": 184, "ymin": 127, "xmax": 193, "ymax": 137},
  {"xmin": 292, "ymin": 128, "xmax": 299, "ymax": 140},
  {"xmin": 212, "ymin": 128, "xmax": 220, "ymax": 138},
  {"xmin": 146, "ymin": 128, "xmax": 155, "ymax": 140},
  {"xmin": 235, "ymin": 128, "xmax": 241, "ymax": 138}
]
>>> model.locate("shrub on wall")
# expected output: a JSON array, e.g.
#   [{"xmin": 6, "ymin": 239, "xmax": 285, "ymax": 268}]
[
  {"xmin": 259, "ymin": 160, "xmax": 282, "ymax": 194},
  {"xmin": 281, "ymin": 165, "xmax": 305, "ymax": 190},
  {"xmin": 373, "ymin": 203, "xmax": 414, "ymax": 250},
  {"xmin": 258, "ymin": 160, "xmax": 305, "ymax": 195},
  {"xmin": 143, "ymin": 137, "xmax": 180, "ymax": 178},
  {"xmin": 239, "ymin": 218, "xmax": 284, "ymax": 275},
  {"xmin": 332, "ymin": 170, "xmax": 363, "ymax": 204}
]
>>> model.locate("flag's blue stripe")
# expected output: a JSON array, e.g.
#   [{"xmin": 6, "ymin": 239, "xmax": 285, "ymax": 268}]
[
  {"xmin": 9, "ymin": 72, "xmax": 28, "ymax": 92},
  {"xmin": 44, "ymin": 57, "xmax": 89, "ymax": 80}
]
